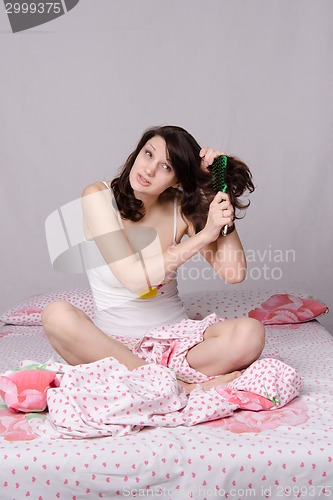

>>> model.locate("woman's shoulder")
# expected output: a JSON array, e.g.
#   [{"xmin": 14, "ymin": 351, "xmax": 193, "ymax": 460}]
[{"xmin": 81, "ymin": 181, "xmax": 112, "ymax": 197}]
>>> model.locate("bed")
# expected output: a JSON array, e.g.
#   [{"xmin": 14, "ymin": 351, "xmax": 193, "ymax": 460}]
[{"xmin": 0, "ymin": 288, "xmax": 332, "ymax": 500}]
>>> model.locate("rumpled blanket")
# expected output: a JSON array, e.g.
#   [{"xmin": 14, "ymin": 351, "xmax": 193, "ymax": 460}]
[{"xmin": 24, "ymin": 357, "xmax": 303, "ymax": 439}]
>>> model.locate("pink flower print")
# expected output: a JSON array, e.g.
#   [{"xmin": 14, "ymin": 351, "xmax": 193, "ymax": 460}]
[
  {"xmin": 248, "ymin": 294, "xmax": 328, "ymax": 325},
  {"xmin": 206, "ymin": 399, "xmax": 309, "ymax": 433},
  {"xmin": 0, "ymin": 407, "xmax": 37, "ymax": 440},
  {"xmin": 0, "ymin": 369, "xmax": 58, "ymax": 413},
  {"xmin": 0, "ymin": 331, "xmax": 12, "ymax": 338},
  {"xmin": 12, "ymin": 306, "xmax": 43, "ymax": 316},
  {"xmin": 215, "ymin": 387, "xmax": 274, "ymax": 411}
]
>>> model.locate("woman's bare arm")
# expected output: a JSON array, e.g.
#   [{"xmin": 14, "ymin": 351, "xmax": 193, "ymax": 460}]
[{"xmin": 81, "ymin": 184, "xmax": 221, "ymax": 294}]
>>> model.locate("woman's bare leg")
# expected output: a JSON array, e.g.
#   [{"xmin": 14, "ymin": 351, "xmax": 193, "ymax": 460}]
[
  {"xmin": 42, "ymin": 300, "xmax": 241, "ymax": 390},
  {"xmin": 41, "ymin": 300, "xmax": 146, "ymax": 369},
  {"xmin": 187, "ymin": 317, "xmax": 265, "ymax": 377}
]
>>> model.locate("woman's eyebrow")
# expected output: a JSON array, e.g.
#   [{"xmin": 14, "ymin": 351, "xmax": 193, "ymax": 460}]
[{"xmin": 146, "ymin": 142, "xmax": 171, "ymax": 166}]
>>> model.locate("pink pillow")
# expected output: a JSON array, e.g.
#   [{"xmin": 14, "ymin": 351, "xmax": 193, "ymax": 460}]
[
  {"xmin": 0, "ymin": 288, "xmax": 94, "ymax": 326},
  {"xmin": 248, "ymin": 294, "xmax": 328, "ymax": 325},
  {"xmin": 0, "ymin": 368, "xmax": 58, "ymax": 412}
]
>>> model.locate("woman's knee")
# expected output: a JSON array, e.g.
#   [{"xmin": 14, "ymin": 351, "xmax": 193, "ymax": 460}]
[
  {"xmin": 241, "ymin": 317, "xmax": 265, "ymax": 345},
  {"xmin": 42, "ymin": 300, "xmax": 71, "ymax": 329},
  {"xmin": 41, "ymin": 300, "xmax": 85, "ymax": 343},
  {"xmin": 234, "ymin": 317, "xmax": 266, "ymax": 363}
]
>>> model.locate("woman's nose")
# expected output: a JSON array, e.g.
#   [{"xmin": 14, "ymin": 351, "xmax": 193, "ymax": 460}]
[{"xmin": 145, "ymin": 163, "xmax": 156, "ymax": 176}]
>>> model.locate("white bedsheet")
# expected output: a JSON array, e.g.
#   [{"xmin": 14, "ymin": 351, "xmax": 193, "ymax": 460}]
[{"xmin": 0, "ymin": 289, "xmax": 332, "ymax": 500}]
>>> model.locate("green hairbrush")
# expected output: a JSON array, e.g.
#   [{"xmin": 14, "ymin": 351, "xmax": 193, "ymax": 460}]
[{"xmin": 211, "ymin": 155, "xmax": 229, "ymax": 236}]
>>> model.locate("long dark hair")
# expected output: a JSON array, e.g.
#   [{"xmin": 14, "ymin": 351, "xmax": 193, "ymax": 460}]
[{"xmin": 111, "ymin": 125, "xmax": 254, "ymax": 232}]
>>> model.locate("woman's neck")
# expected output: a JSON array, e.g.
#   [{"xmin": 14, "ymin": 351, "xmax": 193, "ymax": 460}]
[{"xmin": 133, "ymin": 191, "xmax": 161, "ymax": 212}]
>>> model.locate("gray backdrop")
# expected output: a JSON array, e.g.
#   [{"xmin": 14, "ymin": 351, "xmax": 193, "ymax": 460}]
[{"xmin": 1, "ymin": 0, "xmax": 332, "ymax": 332}]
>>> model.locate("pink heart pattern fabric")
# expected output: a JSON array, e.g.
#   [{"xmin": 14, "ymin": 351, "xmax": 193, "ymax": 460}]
[{"xmin": 21, "ymin": 356, "xmax": 303, "ymax": 439}]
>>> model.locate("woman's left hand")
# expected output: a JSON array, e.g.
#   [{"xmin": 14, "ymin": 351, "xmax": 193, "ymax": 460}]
[
  {"xmin": 202, "ymin": 191, "xmax": 235, "ymax": 242},
  {"xmin": 199, "ymin": 147, "xmax": 227, "ymax": 172}
]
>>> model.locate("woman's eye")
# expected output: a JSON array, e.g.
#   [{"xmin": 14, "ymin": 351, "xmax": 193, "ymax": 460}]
[
  {"xmin": 145, "ymin": 150, "xmax": 152, "ymax": 158},
  {"xmin": 161, "ymin": 164, "xmax": 171, "ymax": 171}
]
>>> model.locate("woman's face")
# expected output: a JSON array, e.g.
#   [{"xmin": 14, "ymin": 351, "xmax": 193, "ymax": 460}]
[{"xmin": 129, "ymin": 135, "xmax": 178, "ymax": 198}]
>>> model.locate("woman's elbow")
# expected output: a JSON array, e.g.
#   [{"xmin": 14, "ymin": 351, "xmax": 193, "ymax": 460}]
[
  {"xmin": 121, "ymin": 276, "xmax": 155, "ymax": 296},
  {"xmin": 221, "ymin": 266, "xmax": 247, "ymax": 284},
  {"xmin": 120, "ymin": 276, "xmax": 141, "ymax": 294}
]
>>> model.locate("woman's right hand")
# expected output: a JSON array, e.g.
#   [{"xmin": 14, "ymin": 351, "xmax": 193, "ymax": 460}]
[{"xmin": 199, "ymin": 147, "xmax": 227, "ymax": 172}]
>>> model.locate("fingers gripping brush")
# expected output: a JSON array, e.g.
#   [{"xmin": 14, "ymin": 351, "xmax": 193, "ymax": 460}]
[{"xmin": 211, "ymin": 155, "xmax": 229, "ymax": 236}]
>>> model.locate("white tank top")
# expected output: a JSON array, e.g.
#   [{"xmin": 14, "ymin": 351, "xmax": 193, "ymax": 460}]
[{"xmin": 85, "ymin": 182, "xmax": 188, "ymax": 338}]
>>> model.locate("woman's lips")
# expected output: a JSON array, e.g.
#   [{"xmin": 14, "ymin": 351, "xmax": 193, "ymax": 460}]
[{"xmin": 137, "ymin": 173, "xmax": 151, "ymax": 186}]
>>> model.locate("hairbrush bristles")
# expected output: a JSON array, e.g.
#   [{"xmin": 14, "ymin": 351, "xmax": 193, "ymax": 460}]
[
  {"xmin": 211, "ymin": 155, "xmax": 229, "ymax": 236},
  {"xmin": 212, "ymin": 155, "xmax": 228, "ymax": 193}
]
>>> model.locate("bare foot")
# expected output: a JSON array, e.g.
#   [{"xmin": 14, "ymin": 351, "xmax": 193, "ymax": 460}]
[
  {"xmin": 199, "ymin": 371, "xmax": 242, "ymax": 390},
  {"xmin": 178, "ymin": 371, "xmax": 242, "ymax": 392}
]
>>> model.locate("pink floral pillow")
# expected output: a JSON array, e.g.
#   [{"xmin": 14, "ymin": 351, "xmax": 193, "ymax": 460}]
[
  {"xmin": 0, "ymin": 366, "xmax": 59, "ymax": 412},
  {"xmin": 0, "ymin": 288, "xmax": 94, "ymax": 326},
  {"xmin": 248, "ymin": 294, "xmax": 328, "ymax": 325}
]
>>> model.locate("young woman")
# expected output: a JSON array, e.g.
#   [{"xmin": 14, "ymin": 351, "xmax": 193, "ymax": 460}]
[{"xmin": 42, "ymin": 125, "xmax": 265, "ymax": 391}]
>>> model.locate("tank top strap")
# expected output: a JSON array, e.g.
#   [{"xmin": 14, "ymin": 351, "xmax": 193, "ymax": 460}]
[
  {"xmin": 173, "ymin": 196, "xmax": 178, "ymax": 244},
  {"xmin": 101, "ymin": 181, "xmax": 124, "ymax": 228},
  {"xmin": 102, "ymin": 180, "xmax": 112, "ymax": 191}
]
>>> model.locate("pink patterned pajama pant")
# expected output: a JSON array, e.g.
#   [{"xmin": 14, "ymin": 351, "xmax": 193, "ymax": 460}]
[{"xmin": 108, "ymin": 313, "xmax": 224, "ymax": 384}]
